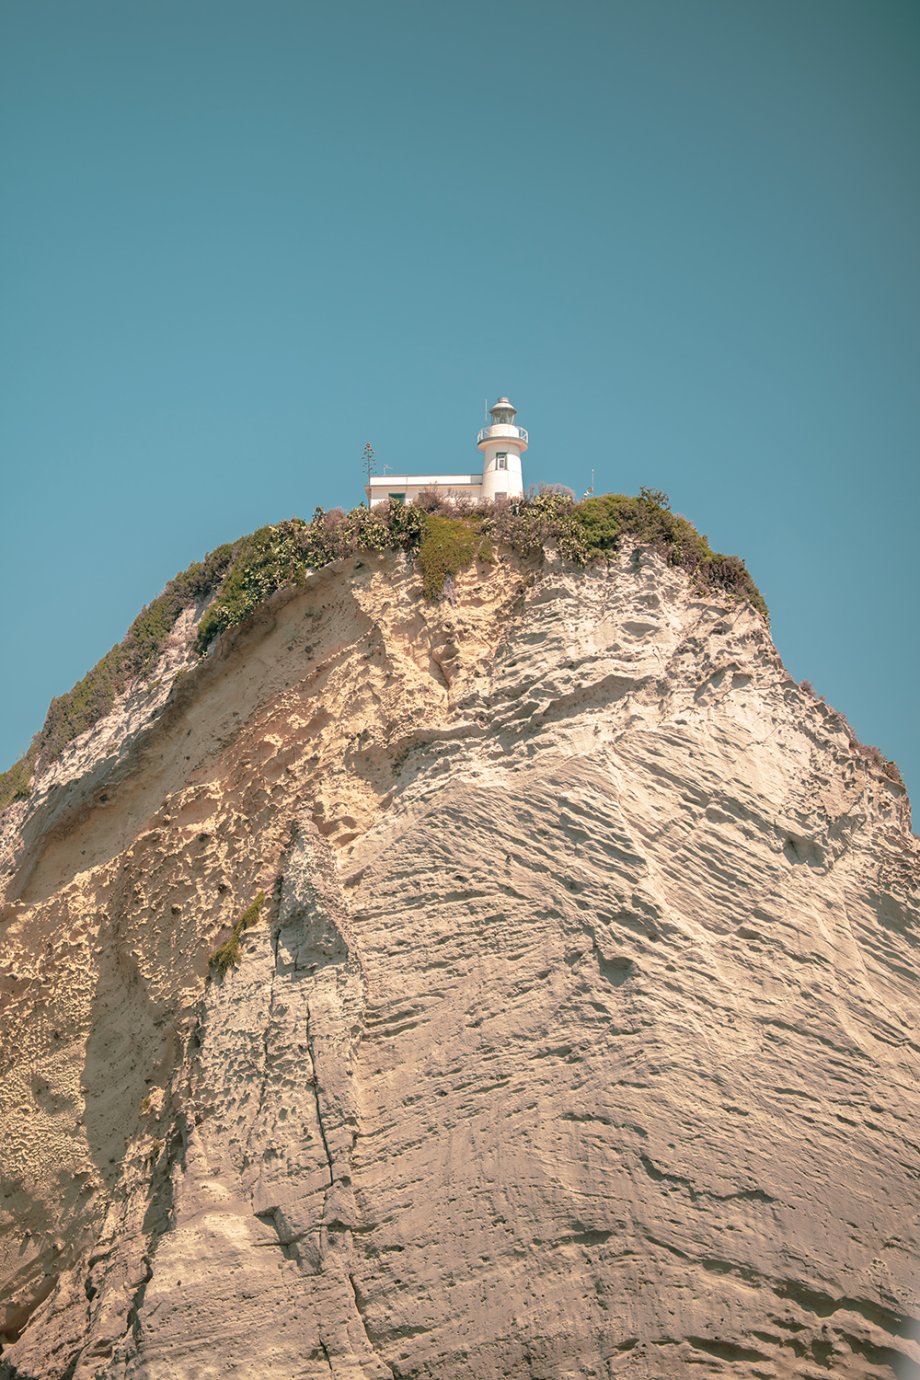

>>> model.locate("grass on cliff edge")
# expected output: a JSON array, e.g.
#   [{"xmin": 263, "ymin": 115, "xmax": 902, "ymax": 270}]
[{"xmin": 0, "ymin": 490, "xmax": 767, "ymax": 808}]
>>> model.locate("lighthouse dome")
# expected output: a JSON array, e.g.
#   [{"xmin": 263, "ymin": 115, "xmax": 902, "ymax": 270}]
[{"xmin": 489, "ymin": 396, "xmax": 517, "ymax": 424}]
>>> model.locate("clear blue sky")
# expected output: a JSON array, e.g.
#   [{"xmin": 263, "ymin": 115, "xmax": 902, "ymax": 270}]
[{"xmin": 2, "ymin": 1, "xmax": 918, "ymax": 806}]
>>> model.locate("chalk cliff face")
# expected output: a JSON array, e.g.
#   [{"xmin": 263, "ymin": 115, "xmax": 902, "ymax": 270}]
[{"xmin": 0, "ymin": 546, "xmax": 918, "ymax": 1379}]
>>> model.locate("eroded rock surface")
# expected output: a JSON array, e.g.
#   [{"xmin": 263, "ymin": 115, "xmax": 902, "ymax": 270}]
[{"xmin": 1, "ymin": 547, "xmax": 918, "ymax": 1378}]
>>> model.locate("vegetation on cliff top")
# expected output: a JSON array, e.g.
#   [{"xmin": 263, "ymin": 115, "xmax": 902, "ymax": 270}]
[
  {"xmin": 39, "ymin": 543, "xmax": 236, "ymax": 763},
  {"xmin": 0, "ymin": 544, "xmax": 234, "ymax": 807},
  {"xmin": 193, "ymin": 500, "xmax": 427, "ymax": 651},
  {"xmin": 0, "ymin": 490, "xmax": 767, "ymax": 807},
  {"xmin": 195, "ymin": 487, "xmax": 766, "ymax": 647}
]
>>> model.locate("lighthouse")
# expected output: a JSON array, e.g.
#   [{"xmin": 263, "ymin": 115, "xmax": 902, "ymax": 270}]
[
  {"xmin": 364, "ymin": 395, "xmax": 528, "ymax": 507},
  {"xmin": 477, "ymin": 397, "xmax": 528, "ymax": 502}
]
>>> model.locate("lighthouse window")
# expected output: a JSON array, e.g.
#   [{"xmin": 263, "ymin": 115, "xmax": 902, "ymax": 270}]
[{"xmin": 495, "ymin": 453, "xmax": 508, "ymax": 470}]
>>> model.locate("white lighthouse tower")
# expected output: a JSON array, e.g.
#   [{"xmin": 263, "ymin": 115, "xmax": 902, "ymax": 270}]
[{"xmin": 477, "ymin": 396, "xmax": 528, "ymax": 501}]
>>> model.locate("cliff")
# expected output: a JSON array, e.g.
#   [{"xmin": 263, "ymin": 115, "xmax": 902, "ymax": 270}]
[{"xmin": 0, "ymin": 525, "xmax": 918, "ymax": 1378}]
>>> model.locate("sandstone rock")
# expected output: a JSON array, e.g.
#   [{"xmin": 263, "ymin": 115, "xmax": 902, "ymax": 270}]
[{"xmin": 0, "ymin": 547, "xmax": 917, "ymax": 1378}]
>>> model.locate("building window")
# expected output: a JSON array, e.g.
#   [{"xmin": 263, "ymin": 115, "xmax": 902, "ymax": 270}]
[
  {"xmin": 388, "ymin": 492, "xmax": 406, "ymax": 505},
  {"xmin": 495, "ymin": 453, "xmax": 508, "ymax": 470}
]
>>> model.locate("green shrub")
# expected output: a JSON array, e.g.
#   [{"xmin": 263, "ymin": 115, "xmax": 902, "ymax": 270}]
[
  {"xmin": 417, "ymin": 515, "xmax": 490, "ymax": 598},
  {"xmin": 573, "ymin": 494, "xmax": 623, "ymax": 551},
  {"xmin": 575, "ymin": 492, "xmax": 694, "ymax": 555},
  {"xmin": 210, "ymin": 891, "xmax": 266, "ymax": 979}
]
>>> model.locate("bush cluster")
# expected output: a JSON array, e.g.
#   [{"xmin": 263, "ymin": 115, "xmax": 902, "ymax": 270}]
[
  {"xmin": 412, "ymin": 488, "xmax": 767, "ymax": 616},
  {"xmin": 565, "ymin": 489, "xmax": 768, "ymax": 618},
  {"xmin": 195, "ymin": 502, "xmax": 428, "ymax": 651}
]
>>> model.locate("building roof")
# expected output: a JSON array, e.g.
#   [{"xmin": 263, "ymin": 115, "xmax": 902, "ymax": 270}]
[{"xmin": 366, "ymin": 473, "xmax": 483, "ymax": 487}]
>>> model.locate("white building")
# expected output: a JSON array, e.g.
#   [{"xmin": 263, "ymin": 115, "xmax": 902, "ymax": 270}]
[{"xmin": 365, "ymin": 396, "xmax": 528, "ymax": 508}]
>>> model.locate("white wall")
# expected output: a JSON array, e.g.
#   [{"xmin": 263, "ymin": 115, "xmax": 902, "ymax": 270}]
[
  {"xmin": 480, "ymin": 443, "xmax": 524, "ymax": 502},
  {"xmin": 367, "ymin": 480, "xmax": 484, "ymax": 509}
]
